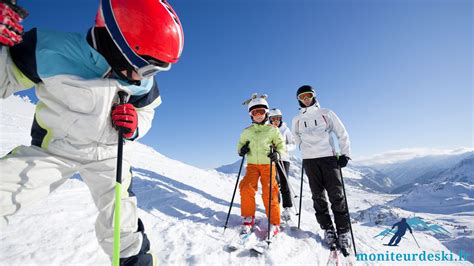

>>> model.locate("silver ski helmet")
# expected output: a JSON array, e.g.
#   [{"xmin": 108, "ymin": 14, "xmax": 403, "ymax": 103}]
[
  {"xmin": 296, "ymin": 85, "xmax": 317, "ymax": 108},
  {"xmin": 268, "ymin": 108, "xmax": 282, "ymax": 117},
  {"xmin": 268, "ymin": 108, "xmax": 283, "ymax": 127}
]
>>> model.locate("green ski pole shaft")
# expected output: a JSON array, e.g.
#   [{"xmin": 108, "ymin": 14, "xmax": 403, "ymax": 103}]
[{"xmin": 113, "ymin": 91, "xmax": 128, "ymax": 266}]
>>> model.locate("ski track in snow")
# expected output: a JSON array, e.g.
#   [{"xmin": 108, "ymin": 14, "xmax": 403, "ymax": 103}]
[{"xmin": 0, "ymin": 96, "xmax": 472, "ymax": 265}]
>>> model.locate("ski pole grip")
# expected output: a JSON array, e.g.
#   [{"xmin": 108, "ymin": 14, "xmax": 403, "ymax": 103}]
[{"xmin": 118, "ymin": 91, "xmax": 129, "ymax": 104}]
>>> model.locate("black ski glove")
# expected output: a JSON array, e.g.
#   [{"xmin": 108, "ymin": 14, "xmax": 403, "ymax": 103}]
[
  {"xmin": 267, "ymin": 150, "xmax": 280, "ymax": 162},
  {"xmin": 338, "ymin": 155, "xmax": 350, "ymax": 168},
  {"xmin": 239, "ymin": 142, "xmax": 250, "ymax": 157}
]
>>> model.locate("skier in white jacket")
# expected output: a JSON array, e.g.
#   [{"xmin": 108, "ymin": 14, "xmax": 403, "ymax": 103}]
[
  {"xmin": 268, "ymin": 108, "xmax": 296, "ymax": 222},
  {"xmin": 0, "ymin": 1, "xmax": 184, "ymax": 265},
  {"xmin": 291, "ymin": 85, "xmax": 352, "ymax": 251}
]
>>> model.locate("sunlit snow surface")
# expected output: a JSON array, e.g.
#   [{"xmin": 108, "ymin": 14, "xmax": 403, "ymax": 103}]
[{"xmin": 1, "ymin": 96, "xmax": 472, "ymax": 265}]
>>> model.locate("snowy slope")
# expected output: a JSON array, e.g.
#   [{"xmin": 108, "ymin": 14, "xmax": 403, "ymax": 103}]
[
  {"xmin": 1, "ymin": 96, "xmax": 472, "ymax": 265},
  {"xmin": 355, "ymin": 155, "xmax": 474, "ymax": 263},
  {"xmin": 0, "ymin": 95, "xmax": 35, "ymax": 154}
]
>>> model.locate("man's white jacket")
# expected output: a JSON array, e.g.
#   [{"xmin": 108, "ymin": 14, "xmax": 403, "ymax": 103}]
[{"xmin": 291, "ymin": 104, "xmax": 351, "ymax": 159}]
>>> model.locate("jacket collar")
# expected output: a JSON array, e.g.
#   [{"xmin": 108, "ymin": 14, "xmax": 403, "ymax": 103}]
[{"xmin": 299, "ymin": 103, "xmax": 320, "ymax": 114}]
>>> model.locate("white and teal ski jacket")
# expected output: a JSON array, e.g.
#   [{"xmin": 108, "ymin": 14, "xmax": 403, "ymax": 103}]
[
  {"xmin": 0, "ymin": 28, "xmax": 161, "ymax": 161},
  {"xmin": 291, "ymin": 104, "xmax": 351, "ymax": 159}
]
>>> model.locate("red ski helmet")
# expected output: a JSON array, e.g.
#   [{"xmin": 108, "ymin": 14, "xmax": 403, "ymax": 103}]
[{"xmin": 96, "ymin": 0, "xmax": 184, "ymax": 77}]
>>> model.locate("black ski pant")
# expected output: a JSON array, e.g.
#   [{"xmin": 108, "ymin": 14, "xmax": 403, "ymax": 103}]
[
  {"xmin": 388, "ymin": 232, "xmax": 406, "ymax": 246},
  {"xmin": 303, "ymin": 156, "xmax": 350, "ymax": 234},
  {"xmin": 120, "ymin": 219, "xmax": 154, "ymax": 266},
  {"xmin": 275, "ymin": 160, "xmax": 293, "ymax": 208}
]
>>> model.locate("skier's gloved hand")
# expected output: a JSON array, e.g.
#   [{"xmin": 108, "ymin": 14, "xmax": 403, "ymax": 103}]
[
  {"xmin": 111, "ymin": 103, "xmax": 138, "ymax": 139},
  {"xmin": 0, "ymin": 0, "xmax": 28, "ymax": 47},
  {"xmin": 338, "ymin": 155, "xmax": 350, "ymax": 168},
  {"xmin": 239, "ymin": 142, "xmax": 250, "ymax": 157},
  {"xmin": 267, "ymin": 150, "xmax": 280, "ymax": 161}
]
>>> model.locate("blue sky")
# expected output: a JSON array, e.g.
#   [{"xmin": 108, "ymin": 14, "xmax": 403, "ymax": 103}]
[{"xmin": 15, "ymin": 0, "xmax": 473, "ymax": 169}]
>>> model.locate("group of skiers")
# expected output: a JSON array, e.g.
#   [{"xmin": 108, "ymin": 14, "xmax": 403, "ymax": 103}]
[
  {"xmin": 0, "ymin": 0, "xmax": 353, "ymax": 264},
  {"xmin": 237, "ymin": 85, "xmax": 353, "ymax": 252}
]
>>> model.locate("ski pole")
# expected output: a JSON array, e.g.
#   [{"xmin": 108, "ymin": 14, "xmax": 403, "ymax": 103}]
[
  {"xmin": 410, "ymin": 232, "xmax": 420, "ymax": 248},
  {"xmin": 297, "ymin": 162, "xmax": 304, "ymax": 229},
  {"xmin": 275, "ymin": 160, "xmax": 299, "ymax": 215},
  {"xmin": 223, "ymin": 141, "xmax": 249, "ymax": 233},
  {"xmin": 338, "ymin": 163, "xmax": 357, "ymax": 256},
  {"xmin": 113, "ymin": 91, "xmax": 129, "ymax": 266},
  {"xmin": 267, "ymin": 145, "xmax": 274, "ymax": 244}
]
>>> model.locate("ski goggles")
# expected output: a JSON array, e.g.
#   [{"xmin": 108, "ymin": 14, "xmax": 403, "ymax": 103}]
[
  {"xmin": 269, "ymin": 116, "xmax": 282, "ymax": 121},
  {"xmin": 249, "ymin": 108, "xmax": 267, "ymax": 116},
  {"xmin": 298, "ymin": 92, "xmax": 315, "ymax": 101},
  {"xmin": 135, "ymin": 57, "xmax": 171, "ymax": 79}
]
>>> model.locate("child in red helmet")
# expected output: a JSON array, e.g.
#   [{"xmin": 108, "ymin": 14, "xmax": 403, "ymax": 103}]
[{"xmin": 0, "ymin": 1, "xmax": 184, "ymax": 265}]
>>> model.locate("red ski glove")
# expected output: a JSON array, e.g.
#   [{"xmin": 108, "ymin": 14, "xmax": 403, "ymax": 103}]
[
  {"xmin": 111, "ymin": 103, "xmax": 138, "ymax": 139},
  {"xmin": 0, "ymin": 0, "xmax": 28, "ymax": 46}
]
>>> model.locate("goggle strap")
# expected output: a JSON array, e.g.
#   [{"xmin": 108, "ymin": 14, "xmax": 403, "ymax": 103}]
[{"xmin": 101, "ymin": 0, "xmax": 149, "ymax": 69}]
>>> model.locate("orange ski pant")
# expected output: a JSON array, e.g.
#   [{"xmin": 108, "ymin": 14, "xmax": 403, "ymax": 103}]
[{"xmin": 239, "ymin": 163, "xmax": 281, "ymax": 225}]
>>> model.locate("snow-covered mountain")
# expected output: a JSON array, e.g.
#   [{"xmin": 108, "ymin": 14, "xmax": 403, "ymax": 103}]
[
  {"xmin": 1, "ymin": 96, "xmax": 472, "ymax": 265},
  {"xmin": 217, "ymin": 156, "xmax": 395, "ymax": 194},
  {"xmin": 390, "ymin": 181, "xmax": 474, "ymax": 214},
  {"xmin": 354, "ymin": 148, "xmax": 474, "ymax": 191},
  {"xmin": 389, "ymin": 155, "xmax": 474, "ymax": 214}
]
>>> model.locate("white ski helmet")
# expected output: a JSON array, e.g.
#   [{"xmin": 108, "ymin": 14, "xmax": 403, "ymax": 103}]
[
  {"xmin": 268, "ymin": 108, "xmax": 282, "ymax": 118},
  {"xmin": 242, "ymin": 93, "xmax": 269, "ymax": 113}
]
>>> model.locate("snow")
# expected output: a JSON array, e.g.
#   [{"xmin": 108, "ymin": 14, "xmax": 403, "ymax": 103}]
[{"xmin": 1, "ymin": 95, "xmax": 473, "ymax": 265}]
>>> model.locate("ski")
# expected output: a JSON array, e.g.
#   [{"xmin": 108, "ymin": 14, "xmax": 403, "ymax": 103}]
[
  {"xmin": 327, "ymin": 244, "xmax": 339, "ymax": 266},
  {"xmin": 339, "ymin": 246, "xmax": 355, "ymax": 266},
  {"xmin": 226, "ymin": 229, "xmax": 258, "ymax": 252},
  {"xmin": 327, "ymin": 243, "xmax": 355, "ymax": 266},
  {"xmin": 249, "ymin": 238, "xmax": 273, "ymax": 255},
  {"xmin": 249, "ymin": 227, "xmax": 280, "ymax": 255}
]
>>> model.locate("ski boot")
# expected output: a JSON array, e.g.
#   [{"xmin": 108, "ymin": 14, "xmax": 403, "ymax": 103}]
[
  {"xmin": 240, "ymin": 216, "xmax": 255, "ymax": 235},
  {"xmin": 281, "ymin": 207, "xmax": 292, "ymax": 222},
  {"xmin": 324, "ymin": 228, "xmax": 337, "ymax": 248},
  {"xmin": 270, "ymin": 224, "xmax": 280, "ymax": 238},
  {"xmin": 338, "ymin": 231, "xmax": 352, "ymax": 257}
]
